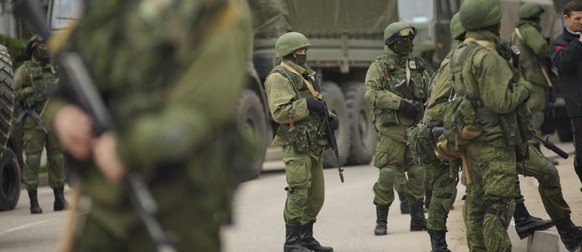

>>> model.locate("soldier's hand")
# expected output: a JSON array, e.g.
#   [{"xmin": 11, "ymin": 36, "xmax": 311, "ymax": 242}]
[
  {"xmin": 53, "ymin": 105, "xmax": 93, "ymax": 160},
  {"xmin": 328, "ymin": 115, "xmax": 339, "ymax": 131},
  {"xmin": 306, "ymin": 98, "xmax": 326, "ymax": 114},
  {"xmin": 93, "ymin": 132, "xmax": 126, "ymax": 184},
  {"xmin": 399, "ymin": 100, "xmax": 420, "ymax": 119}
]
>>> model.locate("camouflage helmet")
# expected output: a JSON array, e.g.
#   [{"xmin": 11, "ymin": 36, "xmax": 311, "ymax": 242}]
[
  {"xmin": 450, "ymin": 13, "xmax": 466, "ymax": 40},
  {"xmin": 275, "ymin": 32, "xmax": 310, "ymax": 57},
  {"xmin": 419, "ymin": 40, "xmax": 436, "ymax": 52},
  {"xmin": 384, "ymin": 22, "xmax": 417, "ymax": 45},
  {"xmin": 25, "ymin": 35, "xmax": 45, "ymax": 57},
  {"xmin": 519, "ymin": 3, "xmax": 544, "ymax": 19},
  {"xmin": 460, "ymin": 0, "xmax": 503, "ymax": 31}
]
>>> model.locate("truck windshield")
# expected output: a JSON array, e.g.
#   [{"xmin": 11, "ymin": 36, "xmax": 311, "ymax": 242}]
[
  {"xmin": 398, "ymin": 0, "xmax": 433, "ymax": 23},
  {"xmin": 49, "ymin": 0, "xmax": 82, "ymax": 30}
]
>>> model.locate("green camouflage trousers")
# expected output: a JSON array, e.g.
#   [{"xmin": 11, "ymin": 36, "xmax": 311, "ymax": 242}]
[
  {"xmin": 528, "ymin": 110, "xmax": 544, "ymax": 147},
  {"xmin": 373, "ymin": 134, "xmax": 425, "ymax": 206},
  {"xmin": 22, "ymin": 128, "xmax": 65, "ymax": 190},
  {"xmin": 426, "ymin": 160, "xmax": 457, "ymax": 232},
  {"xmin": 282, "ymin": 144, "xmax": 326, "ymax": 225},
  {"xmin": 517, "ymin": 144, "xmax": 571, "ymax": 221},
  {"xmin": 463, "ymin": 141, "xmax": 519, "ymax": 252}
]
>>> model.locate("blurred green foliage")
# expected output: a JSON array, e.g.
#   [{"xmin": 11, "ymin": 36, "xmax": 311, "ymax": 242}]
[{"xmin": 0, "ymin": 34, "xmax": 29, "ymax": 69}]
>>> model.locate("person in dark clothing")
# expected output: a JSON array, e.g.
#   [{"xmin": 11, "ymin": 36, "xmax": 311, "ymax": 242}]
[{"xmin": 551, "ymin": 1, "xmax": 582, "ymax": 185}]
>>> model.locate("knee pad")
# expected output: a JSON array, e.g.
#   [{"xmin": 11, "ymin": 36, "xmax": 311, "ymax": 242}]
[{"xmin": 378, "ymin": 167, "xmax": 396, "ymax": 189}]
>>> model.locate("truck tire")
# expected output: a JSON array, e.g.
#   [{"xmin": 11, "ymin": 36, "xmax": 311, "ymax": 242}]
[
  {"xmin": 237, "ymin": 89, "xmax": 268, "ymax": 180},
  {"xmin": 0, "ymin": 148, "xmax": 21, "ymax": 211},
  {"xmin": 321, "ymin": 82, "xmax": 349, "ymax": 168},
  {"xmin": 343, "ymin": 81, "xmax": 377, "ymax": 165},
  {"xmin": 556, "ymin": 117, "xmax": 573, "ymax": 142},
  {"xmin": 0, "ymin": 49, "xmax": 13, "ymax": 153}
]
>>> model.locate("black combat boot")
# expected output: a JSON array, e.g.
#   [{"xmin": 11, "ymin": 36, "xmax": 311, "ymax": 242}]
[
  {"xmin": 410, "ymin": 201, "xmax": 427, "ymax": 231},
  {"xmin": 556, "ymin": 217, "xmax": 582, "ymax": 251},
  {"xmin": 28, "ymin": 190, "xmax": 43, "ymax": 214},
  {"xmin": 513, "ymin": 202, "xmax": 554, "ymax": 239},
  {"xmin": 374, "ymin": 204, "xmax": 389, "ymax": 235},
  {"xmin": 428, "ymin": 229, "xmax": 451, "ymax": 252},
  {"xmin": 285, "ymin": 224, "xmax": 314, "ymax": 252},
  {"xmin": 53, "ymin": 187, "xmax": 68, "ymax": 211},
  {"xmin": 299, "ymin": 222, "xmax": 333, "ymax": 252},
  {"xmin": 398, "ymin": 192, "xmax": 410, "ymax": 214}
]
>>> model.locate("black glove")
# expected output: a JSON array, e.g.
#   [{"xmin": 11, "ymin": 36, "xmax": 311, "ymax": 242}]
[
  {"xmin": 306, "ymin": 98, "xmax": 326, "ymax": 114},
  {"xmin": 328, "ymin": 115, "xmax": 339, "ymax": 131},
  {"xmin": 399, "ymin": 101, "xmax": 420, "ymax": 119}
]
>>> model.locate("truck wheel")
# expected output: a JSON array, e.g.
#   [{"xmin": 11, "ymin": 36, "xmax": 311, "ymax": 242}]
[
  {"xmin": 556, "ymin": 117, "xmax": 573, "ymax": 142},
  {"xmin": 0, "ymin": 148, "xmax": 21, "ymax": 211},
  {"xmin": 321, "ymin": 82, "xmax": 349, "ymax": 168},
  {"xmin": 0, "ymin": 49, "xmax": 13, "ymax": 153},
  {"xmin": 343, "ymin": 81, "xmax": 377, "ymax": 165},
  {"xmin": 237, "ymin": 89, "xmax": 268, "ymax": 180}
]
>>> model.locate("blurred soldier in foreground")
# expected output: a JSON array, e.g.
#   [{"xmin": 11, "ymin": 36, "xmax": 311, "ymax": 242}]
[
  {"xmin": 264, "ymin": 32, "xmax": 337, "ymax": 252},
  {"xmin": 46, "ymin": 0, "xmax": 252, "ymax": 251},
  {"xmin": 365, "ymin": 21, "xmax": 430, "ymax": 236},
  {"xmin": 14, "ymin": 35, "xmax": 66, "ymax": 214}
]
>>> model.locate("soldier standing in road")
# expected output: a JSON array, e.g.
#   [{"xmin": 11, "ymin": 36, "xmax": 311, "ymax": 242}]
[
  {"xmin": 441, "ymin": 0, "xmax": 531, "ymax": 250},
  {"xmin": 365, "ymin": 21, "xmax": 430, "ymax": 236},
  {"xmin": 14, "ymin": 36, "xmax": 66, "ymax": 215},
  {"xmin": 551, "ymin": 1, "xmax": 582, "ymax": 188},
  {"xmin": 46, "ymin": 0, "xmax": 253, "ymax": 251},
  {"xmin": 424, "ymin": 12, "xmax": 578, "ymax": 252},
  {"xmin": 511, "ymin": 3, "xmax": 552, "ymax": 153},
  {"xmin": 264, "ymin": 32, "xmax": 337, "ymax": 252}
]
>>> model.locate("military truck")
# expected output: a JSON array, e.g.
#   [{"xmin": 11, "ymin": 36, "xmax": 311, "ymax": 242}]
[{"xmin": 0, "ymin": 10, "xmax": 25, "ymax": 211}]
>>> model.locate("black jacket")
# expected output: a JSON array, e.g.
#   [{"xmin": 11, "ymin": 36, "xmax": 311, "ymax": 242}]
[{"xmin": 551, "ymin": 27, "xmax": 582, "ymax": 117}]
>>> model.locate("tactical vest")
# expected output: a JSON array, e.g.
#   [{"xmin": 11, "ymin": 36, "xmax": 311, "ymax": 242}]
[
  {"xmin": 20, "ymin": 61, "xmax": 59, "ymax": 113},
  {"xmin": 445, "ymin": 41, "xmax": 531, "ymax": 147},
  {"xmin": 268, "ymin": 65, "xmax": 326, "ymax": 153},
  {"xmin": 373, "ymin": 54, "xmax": 428, "ymax": 128}
]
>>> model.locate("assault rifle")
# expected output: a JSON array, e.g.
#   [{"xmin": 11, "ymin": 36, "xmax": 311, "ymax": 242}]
[
  {"xmin": 309, "ymin": 74, "xmax": 344, "ymax": 183},
  {"xmin": 15, "ymin": 1, "xmax": 176, "ymax": 252}
]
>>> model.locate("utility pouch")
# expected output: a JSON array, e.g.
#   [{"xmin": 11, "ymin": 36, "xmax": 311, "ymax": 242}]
[
  {"xmin": 499, "ymin": 113, "xmax": 523, "ymax": 146},
  {"xmin": 374, "ymin": 109, "xmax": 398, "ymax": 129},
  {"xmin": 407, "ymin": 124, "xmax": 439, "ymax": 165},
  {"xmin": 286, "ymin": 124, "xmax": 316, "ymax": 154}
]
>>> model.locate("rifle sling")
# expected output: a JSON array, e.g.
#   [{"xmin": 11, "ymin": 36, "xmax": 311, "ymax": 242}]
[{"xmin": 281, "ymin": 62, "xmax": 323, "ymax": 100}]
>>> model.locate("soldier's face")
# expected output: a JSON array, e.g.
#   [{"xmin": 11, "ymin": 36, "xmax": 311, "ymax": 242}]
[{"xmin": 564, "ymin": 11, "xmax": 582, "ymax": 33}]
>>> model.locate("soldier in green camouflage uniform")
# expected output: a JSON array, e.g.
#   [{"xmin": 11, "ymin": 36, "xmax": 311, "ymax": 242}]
[
  {"xmin": 511, "ymin": 3, "xmax": 551, "ymax": 150},
  {"xmin": 14, "ymin": 36, "xmax": 66, "ymax": 215},
  {"xmin": 264, "ymin": 32, "xmax": 336, "ymax": 252},
  {"xmin": 47, "ymin": 0, "xmax": 252, "ymax": 251},
  {"xmin": 445, "ymin": 1, "xmax": 531, "ymax": 250},
  {"xmin": 365, "ymin": 21, "xmax": 430, "ymax": 236},
  {"xmin": 422, "ymin": 13, "xmax": 554, "ymax": 252}
]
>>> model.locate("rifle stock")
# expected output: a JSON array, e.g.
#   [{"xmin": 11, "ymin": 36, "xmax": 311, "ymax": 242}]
[{"xmin": 15, "ymin": 1, "xmax": 175, "ymax": 251}]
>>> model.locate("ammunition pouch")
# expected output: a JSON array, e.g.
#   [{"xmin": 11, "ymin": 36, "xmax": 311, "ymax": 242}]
[
  {"xmin": 277, "ymin": 122, "xmax": 323, "ymax": 154},
  {"xmin": 407, "ymin": 124, "xmax": 439, "ymax": 165},
  {"xmin": 373, "ymin": 109, "xmax": 398, "ymax": 133}
]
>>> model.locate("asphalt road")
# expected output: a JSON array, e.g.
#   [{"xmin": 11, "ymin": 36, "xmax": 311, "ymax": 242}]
[{"xmin": 1, "ymin": 137, "xmax": 579, "ymax": 252}]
